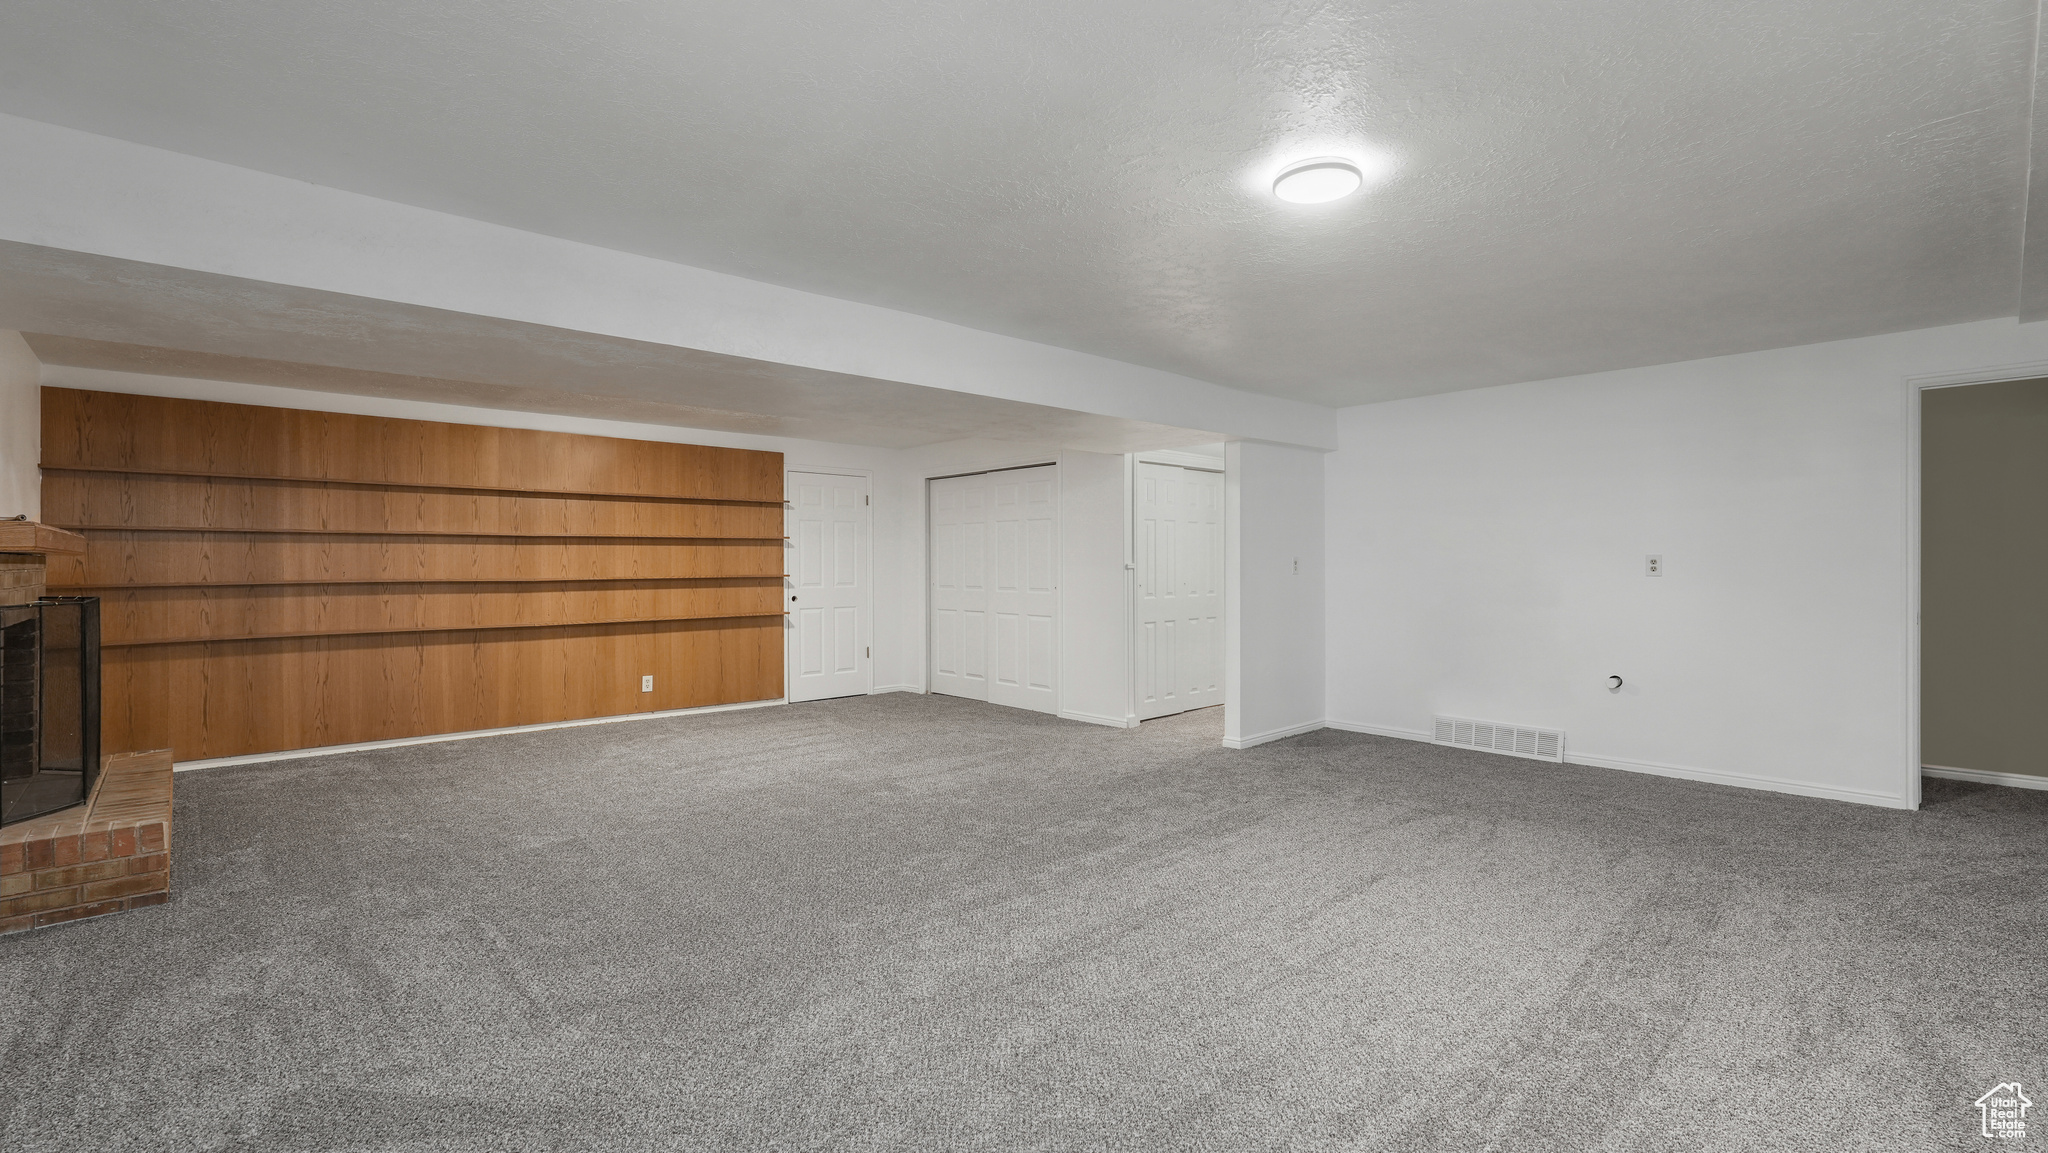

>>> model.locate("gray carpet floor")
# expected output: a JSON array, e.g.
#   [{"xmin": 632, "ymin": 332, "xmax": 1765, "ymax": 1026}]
[{"xmin": 2, "ymin": 693, "xmax": 2043, "ymax": 1152}]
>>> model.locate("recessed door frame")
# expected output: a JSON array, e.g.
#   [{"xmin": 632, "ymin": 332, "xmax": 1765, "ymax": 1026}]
[
  {"xmin": 785, "ymin": 465, "xmax": 874, "ymax": 703},
  {"xmin": 1903, "ymin": 356, "xmax": 2048, "ymax": 811}
]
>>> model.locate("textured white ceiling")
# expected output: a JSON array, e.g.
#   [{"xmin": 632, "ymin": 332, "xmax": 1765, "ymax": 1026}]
[{"xmin": 0, "ymin": 0, "xmax": 2036, "ymax": 406}]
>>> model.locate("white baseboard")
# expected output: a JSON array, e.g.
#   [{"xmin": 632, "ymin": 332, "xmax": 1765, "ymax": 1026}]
[
  {"xmin": 1324, "ymin": 719, "xmax": 1433, "ymax": 742},
  {"xmin": 1923, "ymin": 764, "xmax": 2048, "ymax": 792},
  {"xmin": 868, "ymin": 684, "xmax": 924, "ymax": 695},
  {"xmin": 1060, "ymin": 709, "xmax": 1141, "ymax": 730},
  {"xmin": 173, "ymin": 698, "xmax": 789, "ymax": 772},
  {"xmin": 1222, "ymin": 718, "xmax": 1326, "ymax": 750},
  {"xmin": 1565, "ymin": 750, "xmax": 1910, "ymax": 809},
  {"xmin": 1324, "ymin": 718, "xmax": 1909, "ymax": 808}
]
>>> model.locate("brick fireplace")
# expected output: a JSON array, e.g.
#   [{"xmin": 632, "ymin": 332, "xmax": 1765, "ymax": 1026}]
[
  {"xmin": 1, "ymin": 749, "xmax": 173, "ymax": 934},
  {"xmin": 0, "ymin": 521, "xmax": 169, "ymax": 935}
]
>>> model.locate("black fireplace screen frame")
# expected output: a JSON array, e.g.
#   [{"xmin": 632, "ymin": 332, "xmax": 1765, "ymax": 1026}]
[{"xmin": 0, "ymin": 596, "xmax": 101, "ymax": 828}]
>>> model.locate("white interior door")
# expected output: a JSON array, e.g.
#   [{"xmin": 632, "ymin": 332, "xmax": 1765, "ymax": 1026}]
[
  {"xmin": 987, "ymin": 466, "xmax": 1059, "ymax": 713},
  {"xmin": 929, "ymin": 466, "xmax": 1058, "ymax": 713},
  {"xmin": 928, "ymin": 473, "xmax": 990, "ymax": 701},
  {"xmin": 1134, "ymin": 461, "xmax": 1223, "ymax": 720},
  {"xmin": 787, "ymin": 471, "xmax": 869, "ymax": 702}
]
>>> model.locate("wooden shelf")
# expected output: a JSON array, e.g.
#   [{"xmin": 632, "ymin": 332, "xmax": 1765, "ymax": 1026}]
[
  {"xmin": 0, "ymin": 521, "xmax": 87, "ymax": 555},
  {"xmin": 39, "ymin": 464, "xmax": 785, "ymax": 506},
  {"xmin": 42, "ymin": 471, "xmax": 786, "ymax": 540},
  {"xmin": 43, "ymin": 534, "xmax": 784, "ymax": 587},
  {"xmin": 51, "ymin": 575, "xmax": 788, "ymax": 590},
  {"xmin": 101, "ymin": 612, "xmax": 788, "ymax": 648},
  {"xmin": 49, "ymin": 523, "xmax": 784, "ymax": 542}
]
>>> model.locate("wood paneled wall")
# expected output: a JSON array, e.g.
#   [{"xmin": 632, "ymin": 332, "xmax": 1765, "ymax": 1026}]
[{"xmin": 41, "ymin": 388, "xmax": 786, "ymax": 760}]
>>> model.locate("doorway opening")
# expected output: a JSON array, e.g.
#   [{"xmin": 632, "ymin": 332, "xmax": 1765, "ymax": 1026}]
[{"xmin": 1919, "ymin": 376, "xmax": 2048, "ymax": 796}]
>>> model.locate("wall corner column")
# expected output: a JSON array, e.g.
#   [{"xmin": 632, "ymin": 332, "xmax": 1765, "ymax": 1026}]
[{"xmin": 1223, "ymin": 441, "xmax": 1326, "ymax": 749}]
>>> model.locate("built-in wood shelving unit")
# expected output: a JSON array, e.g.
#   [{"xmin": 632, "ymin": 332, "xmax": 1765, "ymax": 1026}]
[{"xmin": 41, "ymin": 388, "xmax": 787, "ymax": 760}]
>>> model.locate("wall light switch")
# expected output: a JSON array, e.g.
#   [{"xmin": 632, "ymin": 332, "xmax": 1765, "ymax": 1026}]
[
  {"xmin": 1645, "ymin": 555, "xmax": 1663, "ymax": 577},
  {"xmin": 641, "ymin": 675, "xmax": 654, "ymax": 692}
]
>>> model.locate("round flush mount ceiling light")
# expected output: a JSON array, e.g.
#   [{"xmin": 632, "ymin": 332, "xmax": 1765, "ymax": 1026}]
[{"xmin": 1271, "ymin": 157, "xmax": 1366, "ymax": 204}]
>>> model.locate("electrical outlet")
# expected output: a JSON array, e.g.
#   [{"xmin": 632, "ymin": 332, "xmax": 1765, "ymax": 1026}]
[
  {"xmin": 1645, "ymin": 555, "xmax": 1663, "ymax": 577},
  {"xmin": 641, "ymin": 675, "xmax": 654, "ymax": 692},
  {"xmin": 1292, "ymin": 557, "xmax": 1300, "ymax": 575}
]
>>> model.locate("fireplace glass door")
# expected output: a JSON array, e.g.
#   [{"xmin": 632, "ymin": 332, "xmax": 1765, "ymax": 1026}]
[{"xmin": 0, "ymin": 597, "xmax": 101, "ymax": 827}]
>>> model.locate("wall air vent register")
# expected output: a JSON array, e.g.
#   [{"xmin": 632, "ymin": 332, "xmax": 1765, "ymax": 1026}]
[{"xmin": 1432, "ymin": 715, "xmax": 1564, "ymax": 763}]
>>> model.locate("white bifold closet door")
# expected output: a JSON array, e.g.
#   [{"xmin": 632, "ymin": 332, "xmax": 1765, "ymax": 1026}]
[
  {"xmin": 929, "ymin": 465, "xmax": 1058, "ymax": 714},
  {"xmin": 1134, "ymin": 461, "xmax": 1224, "ymax": 720}
]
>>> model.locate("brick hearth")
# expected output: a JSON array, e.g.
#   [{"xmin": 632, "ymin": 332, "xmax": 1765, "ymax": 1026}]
[{"xmin": 1, "ymin": 749, "xmax": 173, "ymax": 934}]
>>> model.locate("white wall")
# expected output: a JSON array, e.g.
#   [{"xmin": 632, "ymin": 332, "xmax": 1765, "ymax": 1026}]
[
  {"xmin": 0, "ymin": 331, "xmax": 36, "ymax": 519},
  {"xmin": 1324, "ymin": 316, "xmax": 2048, "ymax": 808},
  {"xmin": 1224, "ymin": 441, "xmax": 1326, "ymax": 748}
]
